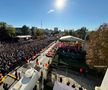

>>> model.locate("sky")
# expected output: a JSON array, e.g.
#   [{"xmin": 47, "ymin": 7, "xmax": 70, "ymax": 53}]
[{"xmin": 0, "ymin": 0, "xmax": 108, "ymax": 30}]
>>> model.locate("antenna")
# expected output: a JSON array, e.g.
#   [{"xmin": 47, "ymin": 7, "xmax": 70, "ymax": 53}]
[{"xmin": 41, "ymin": 20, "xmax": 42, "ymax": 29}]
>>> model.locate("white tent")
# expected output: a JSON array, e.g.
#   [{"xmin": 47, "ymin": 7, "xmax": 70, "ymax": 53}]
[
  {"xmin": 16, "ymin": 35, "xmax": 32, "ymax": 40},
  {"xmin": 53, "ymin": 81, "xmax": 75, "ymax": 90},
  {"xmin": 59, "ymin": 36, "xmax": 84, "ymax": 42},
  {"xmin": 10, "ymin": 68, "xmax": 40, "ymax": 90}
]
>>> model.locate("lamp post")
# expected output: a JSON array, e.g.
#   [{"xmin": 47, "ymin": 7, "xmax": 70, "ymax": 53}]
[
  {"xmin": 41, "ymin": 68, "xmax": 44, "ymax": 90},
  {"xmin": 41, "ymin": 77, "xmax": 44, "ymax": 90},
  {"xmin": 41, "ymin": 20, "xmax": 42, "ymax": 29},
  {"xmin": 84, "ymin": 31, "xmax": 88, "ymax": 50}
]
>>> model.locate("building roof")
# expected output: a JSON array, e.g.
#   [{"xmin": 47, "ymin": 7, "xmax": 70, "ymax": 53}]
[
  {"xmin": 59, "ymin": 35, "xmax": 84, "ymax": 42},
  {"xmin": 16, "ymin": 35, "xmax": 32, "ymax": 39}
]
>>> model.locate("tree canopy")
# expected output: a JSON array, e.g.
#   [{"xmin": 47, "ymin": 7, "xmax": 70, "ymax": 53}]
[
  {"xmin": 63, "ymin": 27, "xmax": 88, "ymax": 40},
  {"xmin": 35, "ymin": 28, "xmax": 44, "ymax": 36},
  {"xmin": 86, "ymin": 23, "xmax": 108, "ymax": 67},
  {"xmin": 21, "ymin": 25, "xmax": 30, "ymax": 35},
  {"xmin": 0, "ymin": 22, "xmax": 16, "ymax": 41}
]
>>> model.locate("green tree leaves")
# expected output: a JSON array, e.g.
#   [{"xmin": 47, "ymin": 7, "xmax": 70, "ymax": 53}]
[
  {"xmin": 63, "ymin": 27, "xmax": 88, "ymax": 40},
  {"xmin": 35, "ymin": 28, "xmax": 44, "ymax": 36},
  {"xmin": 21, "ymin": 25, "xmax": 30, "ymax": 35},
  {"xmin": 0, "ymin": 22, "xmax": 16, "ymax": 41}
]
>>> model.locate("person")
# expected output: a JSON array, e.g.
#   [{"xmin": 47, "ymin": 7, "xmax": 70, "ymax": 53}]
[
  {"xmin": 72, "ymin": 84, "xmax": 76, "ymax": 88},
  {"xmin": 84, "ymin": 68, "xmax": 88, "ymax": 77},
  {"xmin": 3, "ymin": 83, "xmax": 8, "ymax": 90},
  {"xmin": 36, "ymin": 59, "xmax": 39, "ymax": 66},
  {"xmin": 0, "ymin": 73, "xmax": 3, "ymax": 81},
  {"xmin": 80, "ymin": 67, "xmax": 83, "ymax": 75},
  {"xmin": 79, "ymin": 86, "xmax": 83, "ymax": 90},
  {"xmin": 15, "ymin": 70, "xmax": 18, "ymax": 80},
  {"xmin": 18, "ymin": 71, "xmax": 21, "ymax": 80},
  {"xmin": 72, "ymin": 84, "xmax": 77, "ymax": 90},
  {"xmin": 67, "ymin": 81, "xmax": 70, "ymax": 86},
  {"xmin": 59, "ymin": 77, "xmax": 62, "ymax": 83},
  {"xmin": 39, "ymin": 71, "xmax": 45, "ymax": 90}
]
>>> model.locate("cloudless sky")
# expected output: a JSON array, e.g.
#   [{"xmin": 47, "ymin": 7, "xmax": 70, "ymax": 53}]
[{"xmin": 0, "ymin": 0, "xmax": 108, "ymax": 30}]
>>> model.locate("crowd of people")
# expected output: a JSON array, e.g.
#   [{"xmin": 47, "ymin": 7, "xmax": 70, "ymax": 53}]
[
  {"xmin": 57, "ymin": 42, "xmax": 86, "ymax": 62},
  {"xmin": 0, "ymin": 37, "xmax": 56, "ymax": 76}
]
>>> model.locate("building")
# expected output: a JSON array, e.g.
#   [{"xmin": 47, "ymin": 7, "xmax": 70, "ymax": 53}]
[{"xmin": 54, "ymin": 27, "xmax": 58, "ymax": 32}]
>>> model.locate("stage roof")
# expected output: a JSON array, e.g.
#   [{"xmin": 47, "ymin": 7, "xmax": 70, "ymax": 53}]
[
  {"xmin": 16, "ymin": 35, "xmax": 32, "ymax": 39},
  {"xmin": 59, "ymin": 36, "xmax": 84, "ymax": 42}
]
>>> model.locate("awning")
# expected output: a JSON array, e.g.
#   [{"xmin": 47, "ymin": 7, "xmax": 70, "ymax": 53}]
[{"xmin": 59, "ymin": 36, "xmax": 84, "ymax": 42}]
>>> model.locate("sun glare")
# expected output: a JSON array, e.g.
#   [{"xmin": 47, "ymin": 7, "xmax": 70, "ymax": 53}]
[{"xmin": 55, "ymin": 0, "xmax": 66, "ymax": 10}]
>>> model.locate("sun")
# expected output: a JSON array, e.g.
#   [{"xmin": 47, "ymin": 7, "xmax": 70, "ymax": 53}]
[{"xmin": 55, "ymin": 0, "xmax": 66, "ymax": 10}]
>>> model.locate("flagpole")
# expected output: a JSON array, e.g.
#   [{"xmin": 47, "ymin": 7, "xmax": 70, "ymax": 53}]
[{"xmin": 41, "ymin": 20, "xmax": 42, "ymax": 29}]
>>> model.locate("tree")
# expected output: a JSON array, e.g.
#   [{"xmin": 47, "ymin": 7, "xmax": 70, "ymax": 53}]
[
  {"xmin": 0, "ymin": 22, "xmax": 16, "ymax": 41},
  {"xmin": 35, "ymin": 28, "xmax": 44, "ymax": 36},
  {"xmin": 86, "ymin": 23, "xmax": 108, "ymax": 67},
  {"xmin": 31, "ymin": 27, "xmax": 37, "ymax": 38},
  {"xmin": 21, "ymin": 25, "xmax": 30, "ymax": 35},
  {"xmin": 69, "ymin": 29, "xmax": 75, "ymax": 36},
  {"xmin": 75, "ymin": 27, "xmax": 88, "ymax": 39},
  {"xmin": 54, "ymin": 29, "xmax": 59, "ymax": 34},
  {"xmin": 98, "ymin": 24, "xmax": 108, "ymax": 66},
  {"xmin": 64, "ymin": 30, "xmax": 69, "ymax": 35},
  {"xmin": 7, "ymin": 25, "xmax": 16, "ymax": 37}
]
